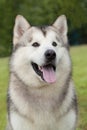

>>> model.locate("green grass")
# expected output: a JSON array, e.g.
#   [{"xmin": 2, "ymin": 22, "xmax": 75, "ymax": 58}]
[
  {"xmin": 70, "ymin": 45, "xmax": 87, "ymax": 130},
  {"xmin": 0, "ymin": 57, "xmax": 9, "ymax": 129},
  {"xmin": 0, "ymin": 45, "xmax": 87, "ymax": 130}
]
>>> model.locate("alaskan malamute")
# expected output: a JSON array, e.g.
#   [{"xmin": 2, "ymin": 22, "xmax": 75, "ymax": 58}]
[{"xmin": 6, "ymin": 15, "xmax": 77, "ymax": 130}]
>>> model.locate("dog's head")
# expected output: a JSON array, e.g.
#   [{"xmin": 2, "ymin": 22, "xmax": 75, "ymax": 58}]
[{"xmin": 11, "ymin": 15, "xmax": 71, "ymax": 88}]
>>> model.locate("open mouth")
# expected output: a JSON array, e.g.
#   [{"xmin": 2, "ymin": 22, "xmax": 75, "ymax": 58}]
[{"xmin": 31, "ymin": 62, "xmax": 56, "ymax": 83}]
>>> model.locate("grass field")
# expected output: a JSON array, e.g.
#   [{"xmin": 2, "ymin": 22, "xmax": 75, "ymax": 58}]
[{"xmin": 0, "ymin": 45, "xmax": 87, "ymax": 130}]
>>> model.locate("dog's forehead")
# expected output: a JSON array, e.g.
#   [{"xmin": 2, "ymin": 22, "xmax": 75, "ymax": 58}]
[{"xmin": 29, "ymin": 26, "xmax": 58, "ymax": 39}]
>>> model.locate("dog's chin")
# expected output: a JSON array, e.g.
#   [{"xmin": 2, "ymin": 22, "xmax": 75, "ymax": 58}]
[{"xmin": 31, "ymin": 62, "xmax": 56, "ymax": 83}]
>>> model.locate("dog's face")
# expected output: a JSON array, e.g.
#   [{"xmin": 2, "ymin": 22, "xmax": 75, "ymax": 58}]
[{"xmin": 11, "ymin": 15, "xmax": 71, "ymax": 88}]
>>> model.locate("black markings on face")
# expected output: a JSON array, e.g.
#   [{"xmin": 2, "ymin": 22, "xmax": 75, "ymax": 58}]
[
  {"xmin": 40, "ymin": 26, "xmax": 47, "ymax": 36},
  {"xmin": 56, "ymin": 36, "xmax": 61, "ymax": 43},
  {"xmin": 37, "ymin": 26, "xmax": 48, "ymax": 37}
]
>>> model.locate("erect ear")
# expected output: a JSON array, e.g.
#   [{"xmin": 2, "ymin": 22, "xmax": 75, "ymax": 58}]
[
  {"xmin": 53, "ymin": 15, "xmax": 68, "ymax": 36},
  {"xmin": 13, "ymin": 15, "xmax": 31, "ymax": 45}
]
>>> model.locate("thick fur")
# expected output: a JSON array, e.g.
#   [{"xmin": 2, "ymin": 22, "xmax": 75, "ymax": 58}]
[{"xmin": 6, "ymin": 15, "xmax": 77, "ymax": 130}]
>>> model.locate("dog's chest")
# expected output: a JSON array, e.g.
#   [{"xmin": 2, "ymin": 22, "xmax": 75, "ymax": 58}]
[
  {"xmin": 11, "ymin": 111, "xmax": 58, "ymax": 130},
  {"xmin": 11, "ymin": 109, "xmax": 76, "ymax": 130}
]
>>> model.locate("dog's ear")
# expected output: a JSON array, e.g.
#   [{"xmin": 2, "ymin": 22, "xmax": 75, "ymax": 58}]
[
  {"xmin": 13, "ymin": 15, "xmax": 30, "ymax": 45},
  {"xmin": 53, "ymin": 15, "xmax": 68, "ymax": 36},
  {"xmin": 53, "ymin": 15, "xmax": 69, "ymax": 48}
]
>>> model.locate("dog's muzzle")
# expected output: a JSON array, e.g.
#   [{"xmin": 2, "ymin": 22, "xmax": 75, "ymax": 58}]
[{"xmin": 31, "ymin": 49, "xmax": 56, "ymax": 84}]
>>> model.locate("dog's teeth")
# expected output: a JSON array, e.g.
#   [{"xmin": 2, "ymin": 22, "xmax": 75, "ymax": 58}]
[
  {"xmin": 39, "ymin": 66, "xmax": 42, "ymax": 71},
  {"xmin": 40, "ymin": 66, "xmax": 43, "ymax": 72}
]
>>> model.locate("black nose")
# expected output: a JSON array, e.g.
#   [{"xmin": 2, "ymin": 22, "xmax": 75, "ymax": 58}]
[{"xmin": 45, "ymin": 49, "xmax": 56, "ymax": 61}]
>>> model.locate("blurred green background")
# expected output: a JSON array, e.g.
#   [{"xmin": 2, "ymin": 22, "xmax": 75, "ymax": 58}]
[
  {"xmin": 0, "ymin": 0, "xmax": 87, "ymax": 57},
  {"xmin": 0, "ymin": 0, "xmax": 87, "ymax": 130}
]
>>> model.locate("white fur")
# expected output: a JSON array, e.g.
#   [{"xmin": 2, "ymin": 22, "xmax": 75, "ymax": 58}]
[
  {"xmin": 11, "ymin": 28, "xmax": 71, "ymax": 88},
  {"xmin": 11, "ymin": 109, "xmax": 76, "ymax": 130},
  {"xmin": 13, "ymin": 15, "xmax": 30, "ymax": 45},
  {"xmin": 53, "ymin": 15, "xmax": 67, "ymax": 35},
  {"xmin": 7, "ymin": 15, "xmax": 77, "ymax": 130}
]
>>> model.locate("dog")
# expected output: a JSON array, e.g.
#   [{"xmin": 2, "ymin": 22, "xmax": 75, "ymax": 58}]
[{"xmin": 6, "ymin": 15, "xmax": 77, "ymax": 130}]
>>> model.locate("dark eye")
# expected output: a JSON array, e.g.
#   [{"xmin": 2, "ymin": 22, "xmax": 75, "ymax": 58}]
[
  {"xmin": 52, "ymin": 42, "xmax": 57, "ymax": 47},
  {"xmin": 32, "ymin": 42, "xmax": 40, "ymax": 47}
]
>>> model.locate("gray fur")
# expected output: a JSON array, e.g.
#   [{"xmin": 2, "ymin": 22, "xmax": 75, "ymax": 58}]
[{"xmin": 6, "ymin": 15, "xmax": 77, "ymax": 130}]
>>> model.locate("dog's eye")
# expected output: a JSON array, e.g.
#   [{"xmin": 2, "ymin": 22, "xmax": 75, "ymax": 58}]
[
  {"xmin": 32, "ymin": 42, "xmax": 40, "ymax": 47},
  {"xmin": 52, "ymin": 42, "xmax": 57, "ymax": 47}
]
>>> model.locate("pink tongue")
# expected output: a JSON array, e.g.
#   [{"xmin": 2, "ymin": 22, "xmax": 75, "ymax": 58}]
[{"xmin": 42, "ymin": 66, "xmax": 56, "ymax": 83}]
